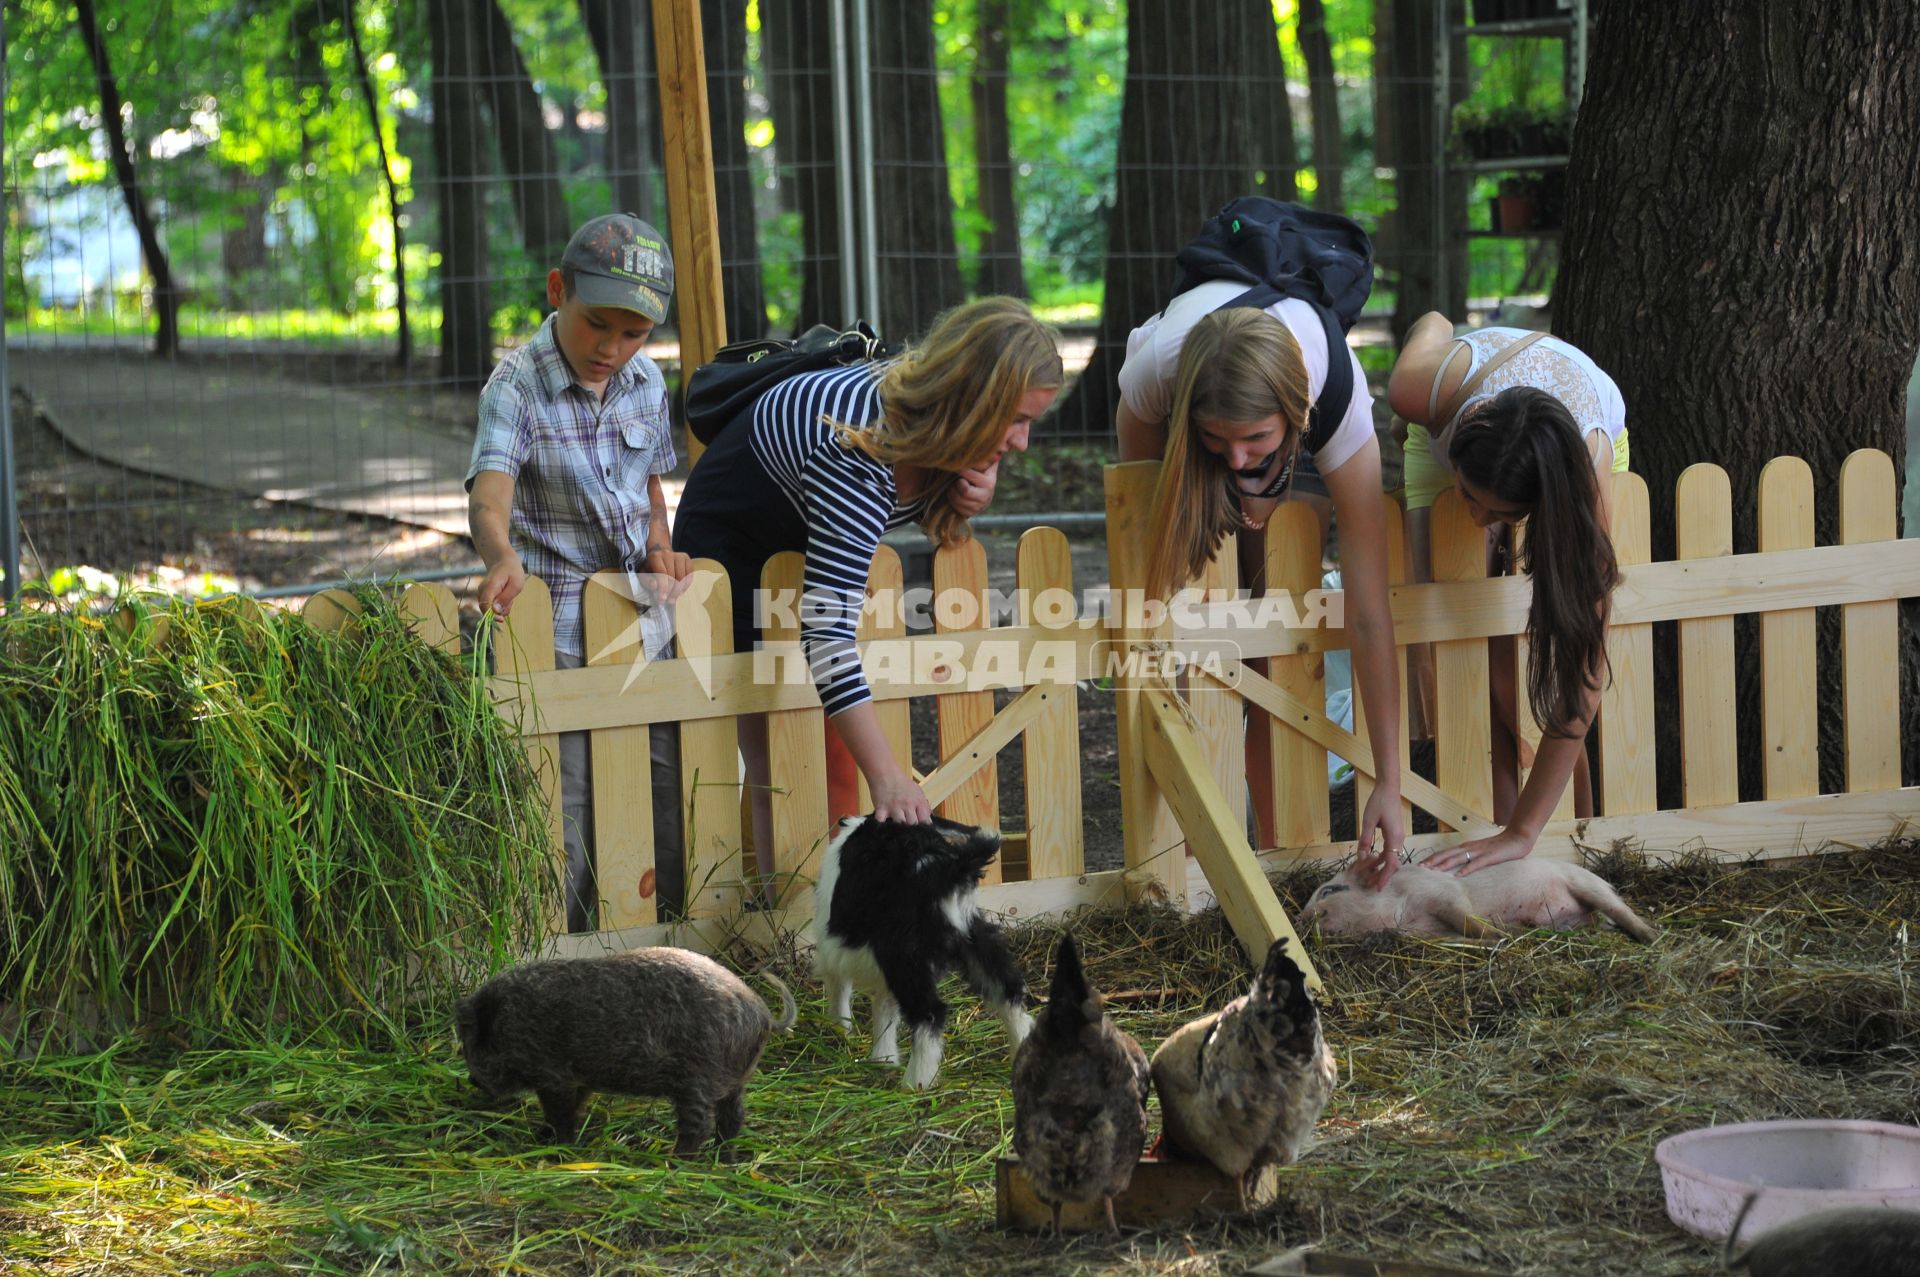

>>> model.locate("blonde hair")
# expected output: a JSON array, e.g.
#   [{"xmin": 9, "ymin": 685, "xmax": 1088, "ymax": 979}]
[
  {"xmin": 833, "ymin": 296, "xmax": 1064, "ymax": 546},
  {"xmin": 1145, "ymin": 308, "xmax": 1312, "ymax": 599}
]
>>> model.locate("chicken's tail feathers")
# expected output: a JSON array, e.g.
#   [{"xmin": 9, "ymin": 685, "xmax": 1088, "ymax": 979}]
[{"xmin": 1046, "ymin": 930, "xmax": 1104, "ymax": 1030}]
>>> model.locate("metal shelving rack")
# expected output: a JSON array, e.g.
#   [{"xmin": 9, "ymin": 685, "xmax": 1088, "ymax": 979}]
[{"xmin": 1431, "ymin": 0, "xmax": 1589, "ymax": 304}]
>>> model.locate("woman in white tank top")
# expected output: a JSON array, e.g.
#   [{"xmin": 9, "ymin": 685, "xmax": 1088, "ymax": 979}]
[{"xmin": 1384, "ymin": 311, "xmax": 1629, "ymax": 881}]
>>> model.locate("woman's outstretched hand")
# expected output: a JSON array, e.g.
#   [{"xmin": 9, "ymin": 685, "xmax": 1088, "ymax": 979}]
[
  {"xmin": 1422, "ymin": 827, "xmax": 1533, "ymax": 877},
  {"xmin": 1355, "ymin": 783, "xmax": 1408, "ymax": 888},
  {"xmin": 869, "ymin": 772, "xmax": 933, "ymax": 824}
]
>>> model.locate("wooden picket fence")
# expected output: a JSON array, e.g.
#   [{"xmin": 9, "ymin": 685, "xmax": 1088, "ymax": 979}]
[{"xmin": 316, "ymin": 448, "xmax": 1919, "ymax": 969}]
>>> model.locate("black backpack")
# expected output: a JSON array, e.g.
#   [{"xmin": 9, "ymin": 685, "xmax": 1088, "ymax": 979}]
[
  {"xmin": 682, "ymin": 321, "xmax": 901, "ymax": 446},
  {"xmin": 1171, "ymin": 197, "xmax": 1375, "ymax": 454}
]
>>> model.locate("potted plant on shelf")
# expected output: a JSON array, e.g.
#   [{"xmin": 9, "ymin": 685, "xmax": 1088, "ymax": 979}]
[{"xmin": 1496, "ymin": 175, "xmax": 1539, "ymax": 232}]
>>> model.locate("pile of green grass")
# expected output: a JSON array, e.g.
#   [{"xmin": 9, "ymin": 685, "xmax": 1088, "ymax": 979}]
[
  {"xmin": 0, "ymin": 590, "xmax": 551, "ymax": 1050},
  {"xmin": 3, "ymin": 847, "xmax": 1917, "ymax": 1275}
]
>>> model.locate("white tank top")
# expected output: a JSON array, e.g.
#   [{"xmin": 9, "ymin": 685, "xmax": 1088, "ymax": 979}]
[{"xmin": 1427, "ymin": 328, "xmax": 1627, "ymax": 475}]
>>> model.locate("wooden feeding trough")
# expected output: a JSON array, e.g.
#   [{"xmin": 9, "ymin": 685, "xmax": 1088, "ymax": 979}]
[{"xmin": 994, "ymin": 1153, "xmax": 1280, "ymax": 1231}]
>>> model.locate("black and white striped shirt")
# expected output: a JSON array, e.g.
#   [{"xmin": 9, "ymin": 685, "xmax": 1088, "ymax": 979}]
[{"xmin": 751, "ymin": 362, "xmax": 927, "ymax": 716}]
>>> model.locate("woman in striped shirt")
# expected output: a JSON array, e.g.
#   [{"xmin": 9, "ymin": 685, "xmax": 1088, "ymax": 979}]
[{"xmin": 674, "ymin": 297, "xmax": 1063, "ymax": 889}]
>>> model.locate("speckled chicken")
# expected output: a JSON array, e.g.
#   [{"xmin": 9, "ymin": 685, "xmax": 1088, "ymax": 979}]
[
  {"xmin": 1149, "ymin": 937, "xmax": 1335, "ymax": 1210},
  {"xmin": 1012, "ymin": 932, "xmax": 1152, "ymax": 1234}
]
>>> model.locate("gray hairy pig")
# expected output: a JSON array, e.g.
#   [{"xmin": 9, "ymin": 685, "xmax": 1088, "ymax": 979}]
[{"xmin": 455, "ymin": 946, "xmax": 796, "ymax": 1153}]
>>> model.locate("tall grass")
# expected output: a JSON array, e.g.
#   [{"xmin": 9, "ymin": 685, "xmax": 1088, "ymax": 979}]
[{"xmin": 0, "ymin": 589, "xmax": 550, "ymax": 1051}]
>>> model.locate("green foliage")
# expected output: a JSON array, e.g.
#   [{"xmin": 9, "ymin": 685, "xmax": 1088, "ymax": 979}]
[
  {"xmin": 2, "ymin": 0, "xmax": 1569, "ymax": 351},
  {"xmin": 0, "ymin": 591, "xmax": 551, "ymax": 1050}
]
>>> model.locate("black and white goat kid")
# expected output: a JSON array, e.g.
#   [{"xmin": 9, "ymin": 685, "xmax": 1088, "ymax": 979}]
[{"xmin": 813, "ymin": 815, "xmax": 1032, "ymax": 1089}]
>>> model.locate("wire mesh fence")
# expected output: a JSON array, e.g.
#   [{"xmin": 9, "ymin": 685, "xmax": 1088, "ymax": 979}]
[{"xmin": 3, "ymin": 0, "xmax": 1579, "ymax": 596}]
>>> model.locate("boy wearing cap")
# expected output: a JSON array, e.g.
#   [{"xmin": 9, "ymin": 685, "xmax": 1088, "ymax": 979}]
[{"xmin": 466, "ymin": 213, "xmax": 691, "ymax": 930}]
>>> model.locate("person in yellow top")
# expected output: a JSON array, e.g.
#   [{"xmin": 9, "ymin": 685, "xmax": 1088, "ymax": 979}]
[{"xmin": 1385, "ymin": 312, "xmax": 1629, "ymax": 880}]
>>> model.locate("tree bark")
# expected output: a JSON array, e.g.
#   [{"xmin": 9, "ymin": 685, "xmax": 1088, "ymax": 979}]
[
  {"xmin": 345, "ymin": 0, "xmax": 411, "ymax": 368},
  {"xmin": 1295, "ymin": 0, "xmax": 1343, "ymax": 213},
  {"xmin": 1050, "ymin": 3, "xmax": 1261, "ymax": 435},
  {"xmin": 220, "ymin": 170, "xmax": 269, "ymax": 310},
  {"xmin": 867, "ymin": 1, "xmax": 965, "ymax": 337},
  {"xmin": 73, "ymin": 0, "xmax": 179, "ymax": 358},
  {"xmin": 1241, "ymin": 0, "xmax": 1298, "ymax": 203},
  {"xmin": 762, "ymin": 0, "xmax": 844, "ymax": 328},
  {"xmin": 479, "ymin": 0, "xmax": 572, "ymax": 268},
  {"xmin": 429, "ymin": 0, "xmax": 494, "ymax": 387},
  {"xmin": 1554, "ymin": 0, "xmax": 1920, "ymax": 800},
  {"xmin": 971, "ymin": 0, "xmax": 1025, "ymax": 297},
  {"xmin": 578, "ymin": 0, "xmax": 657, "ymax": 223},
  {"xmin": 701, "ymin": 0, "xmax": 767, "ymax": 337},
  {"xmin": 1378, "ymin": 0, "xmax": 1463, "ymax": 344}
]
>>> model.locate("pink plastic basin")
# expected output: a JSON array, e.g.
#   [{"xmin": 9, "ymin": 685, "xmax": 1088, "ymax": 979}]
[{"xmin": 1656, "ymin": 1119, "xmax": 1920, "ymax": 1242}]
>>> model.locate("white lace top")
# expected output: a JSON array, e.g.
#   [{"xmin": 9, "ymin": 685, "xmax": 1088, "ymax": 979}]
[{"xmin": 1427, "ymin": 328, "xmax": 1626, "ymax": 474}]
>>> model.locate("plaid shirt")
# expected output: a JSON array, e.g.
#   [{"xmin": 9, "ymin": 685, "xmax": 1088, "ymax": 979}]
[{"xmin": 466, "ymin": 312, "xmax": 677, "ymax": 658}]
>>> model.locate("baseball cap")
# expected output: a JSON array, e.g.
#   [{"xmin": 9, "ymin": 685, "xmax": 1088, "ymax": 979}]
[{"xmin": 561, "ymin": 213, "xmax": 674, "ymax": 323}]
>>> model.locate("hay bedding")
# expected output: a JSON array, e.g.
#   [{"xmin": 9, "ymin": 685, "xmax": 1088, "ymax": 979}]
[
  {"xmin": 3, "ymin": 845, "xmax": 1914, "ymax": 1275},
  {"xmin": 2, "ymin": 598, "xmax": 1916, "ymax": 1272}
]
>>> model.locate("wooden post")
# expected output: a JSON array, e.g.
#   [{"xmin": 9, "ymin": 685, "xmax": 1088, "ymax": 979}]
[
  {"xmin": 1267, "ymin": 503, "xmax": 1329, "ymax": 848},
  {"xmin": 1104, "ymin": 461, "xmax": 1185, "ymax": 905},
  {"xmin": 762, "ymin": 552, "xmax": 831, "ymax": 914},
  {"xmin": 1018, "ymin": 527, "xmax": 1084, "ymax": 883},
  {"xmin": 583, "ymin": 575, "xmax": 659, "ymax": 928},
  {"xmin": 1840, "ymin": 449, "xmax": 1900, "ymax": 792},
  {"xmin": 677, "ymin": 561, "xmax": 745, "ymax": 917},
  {"xmin": 398, "ymin": 582, "xmax": 460, "ymax": 654},
  {"xmin": 652, "ymin": 0, "xmax": 727, "ymax": 466},
  {"xmin": 302, "ymin": 588, "xmax": 363, "ymax": 635},
  {"xmin": 1353, "ymin": 496, "xmax": 1413, "ymax": 836},
  {"xmin": 1757, "ymin": 457, "xmax": 1818, "ymax": 800},
  {"xmin": 1431, "ymin": 490, "xmax": 1493, "ymax": 821},
  {"xmin": 1192, "ymin": 526, "xmax": 1247, "ymax": 847},
  {"xmin": 496, "ymin": 576, "xmax": 567, "ymax": 935},
  {"xmin": 933, "ymin": 538, "xmax": 1000, "ymax": 857},
  {"xmin": 859, "ymin": 545, "xmax": 914, "ymax": 811},
  {"xmin": 1676, "ymin": 464, "xmax": 1738, "ymax": 807},
  {"xmin": 1598, "ymin": 472, "xmax": 1656, "ymax": 815}
]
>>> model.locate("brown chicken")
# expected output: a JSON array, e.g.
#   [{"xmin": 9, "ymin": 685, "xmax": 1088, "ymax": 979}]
[
  {"xmin": 1011, "ymin": 932, "xmax": 1152, "ymax": 1234},
  {"xmin": 1149, "ymin": 937, "xmax": 1336, "ymax": 1210}
]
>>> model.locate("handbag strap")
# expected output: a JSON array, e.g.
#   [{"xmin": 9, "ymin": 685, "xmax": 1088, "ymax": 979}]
[{"xmin": 1430, "ymin": 330, "xmax": 1549, "ymax": 430}]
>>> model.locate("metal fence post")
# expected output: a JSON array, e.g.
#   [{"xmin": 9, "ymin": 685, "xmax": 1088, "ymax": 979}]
[{"xmin": 0, "ymin": 3, "xmax": 18, "ymax": 603}]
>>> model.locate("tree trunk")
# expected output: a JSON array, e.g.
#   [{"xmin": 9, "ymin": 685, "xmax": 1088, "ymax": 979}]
[
  {"xmin": 762, "ymin": 0, "xmax": 843, "ymax": 328},
  {"xmin": 1241, "ymin": 0, "xmax": 1298, "ymax": 203},
  {"xmin": 479, "ymin": 0, "xmax": 572, "ymax": 269},
  {"xmin": 701, "ymin": 0, "xmax": 767, "ymax": 337},
  {"xmin": 1295, "ymin": 0, "xmax": 1343, "ymax": 213},
  {"xmin": 346, "ymin": 0, "xmax": 411, "ymax": 368},
  {"xmin": 867, "ymin": 1, "xmax": 965, "ymax": 337},
  {"xmin": 1554, "ymin": 0, "xmax": 1920, "ymax": 800},
  {"xmin": 1378, "ymin": 0, "xmax": 1461, "ymax": 344},
  {"xmin": 1050, "ymin": 3, "xmax": 1261, "ymax": 435},
  {"xmin": 971, "ymin": 0, "xmax": 1025, "ymax": 297},
  {"xmin": 578, "ymin": 0, "xmax": 657, "ymax": 223},
  {"xmin": 429, "ymin": 0, "xmax": 494, "ymax": 387},
  {"xmin": 73, "ymin": 0, "xmax": 179, "ymax": 358},
  {"xmin": 220, "ymin": 170, "xmax": 269, "ymax": 310}
]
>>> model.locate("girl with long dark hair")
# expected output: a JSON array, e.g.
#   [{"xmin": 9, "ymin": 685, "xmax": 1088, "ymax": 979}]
[{"xmin": 1386, "ymin": 313, "xmax": 1627, "ymax": 878}]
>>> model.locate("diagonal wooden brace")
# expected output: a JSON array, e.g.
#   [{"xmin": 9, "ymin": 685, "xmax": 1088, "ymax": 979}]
[
  {"xmin": 1138, "ymin": 686, "xmax": 1322, "ymax": 992},
  {"xmin": 1217, "ymin": 660, "xmax": 1495, "ymax": 834}
]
